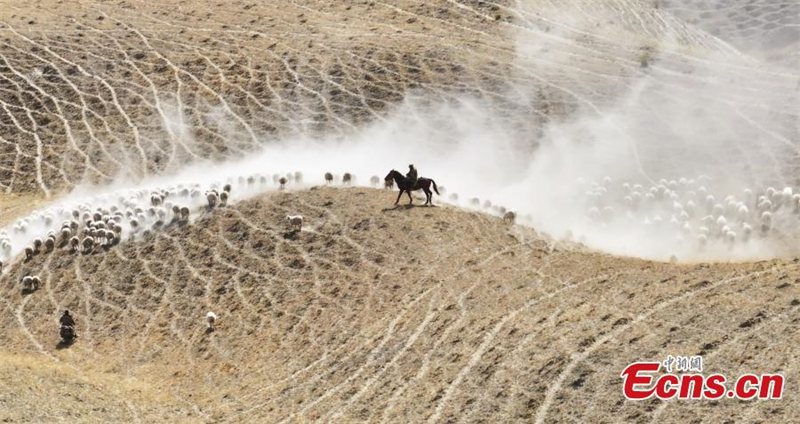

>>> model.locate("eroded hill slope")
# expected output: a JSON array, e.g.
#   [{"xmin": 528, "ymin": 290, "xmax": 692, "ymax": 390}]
[{"xmin": 0, "ymin": 187, "xmax": 798, "ymax": 423}]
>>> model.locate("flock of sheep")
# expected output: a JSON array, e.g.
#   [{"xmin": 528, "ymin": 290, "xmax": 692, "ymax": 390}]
[
  {"xmin": 3, "ymin": 168, "xmax": 529, "ymax": 336},
  {"xmin": 576, "ymin": 175, "xmax": 800, "ymax": 255},
  {"xmin": 4, "ymin": 171, "xmax": 320, "ymax": 293}
]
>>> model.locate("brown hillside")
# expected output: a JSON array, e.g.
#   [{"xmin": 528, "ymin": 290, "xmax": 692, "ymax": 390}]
[{"xmin": 1, "ymin": 187, "xmax": 798, "ymax": 423}]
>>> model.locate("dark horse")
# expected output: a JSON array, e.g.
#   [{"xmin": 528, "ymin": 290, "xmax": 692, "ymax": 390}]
[{"xmin": 385, "ymin": 170, "xmax": 439, "ymax": 206}]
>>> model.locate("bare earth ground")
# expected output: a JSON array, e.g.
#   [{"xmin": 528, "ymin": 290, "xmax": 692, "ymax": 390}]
[{"xmin": 0, "ymin": 187, "xmax": 798, "ymax": 423}]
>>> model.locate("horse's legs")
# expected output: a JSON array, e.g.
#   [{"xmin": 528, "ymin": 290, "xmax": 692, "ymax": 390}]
[
  {"xmin": 407, "ymin": 191, "xmax": 413, "ymax": 204},
  {"xmin": 395, "ymin": 190, "xmax": 403, "ymax": 205},
  {"xmin": 423, "ymin": 187, "xmax": 432, "ymax": 205}
]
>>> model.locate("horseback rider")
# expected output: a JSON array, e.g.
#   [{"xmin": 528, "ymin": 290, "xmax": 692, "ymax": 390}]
[
  {"xmin": 60, "ymin": 310, "xmax": 75, "ymax": 327},
  {"xmin": 59, "ymin": 310, "xmax": 76, "ymax": 340},
  {"xmin": 405, "ymin": 164, "xmax": 418, "ymax": 187}
]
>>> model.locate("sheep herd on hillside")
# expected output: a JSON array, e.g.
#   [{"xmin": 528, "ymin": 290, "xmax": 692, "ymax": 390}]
[
  {"xmin": 577, "ymin": 175, "xmax": 800, "ymax": 253},
  {"xmin": 2, "ymin": 168, "xmax": 527, "ymax": 306}
]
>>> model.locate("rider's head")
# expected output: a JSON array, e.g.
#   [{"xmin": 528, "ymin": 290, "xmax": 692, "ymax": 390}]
[
  {"xmin": 63, "ymin": 310, "xmax": 70, "ymax": 315},
  {"xmin": 409, "ymin": 164, "xmax": 414, "ymax": 169}
]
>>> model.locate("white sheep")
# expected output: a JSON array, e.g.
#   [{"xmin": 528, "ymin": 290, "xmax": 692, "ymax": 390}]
[
  {"xmin": 503, "ymin": 211, "xmax": 516, "ymax": 224},
  {"xmin": 206, "ymin": 311, "xmax": 217, "ymax": 331},
  {"xmin": 294, "ymin": 172, "xmax": 303, "ymax": 183},
  {"xmin": 742, "ymin": 223, "xmax": 753, "ymax": 241},
  {"xmin": 324, "ymin": 172, "xmax": 334, "ymax": 184},
  {"xmin": 206, "ymin": 191, "xmax": 218, "ymax": 208},
  {"xmin": 737, "ymin": 204, "xmax": 749, "ymax": 221},
  {"xmin": 342, "ymin": 173, "xmax": 353, "ymax": 185},
  {"xmin": 22, "ymin": 276, "xmax": 34, "ymax": 291},
  {"xmin": 761, "ymin": 211, "xmax": 772, "ymax": 232},
  {"xmin": 287, "ymin": 215, "xmax": 304, "ymax": 232},
  {"xmin": 370, "ymin": 175, "xmax": 380, "ymax": 187},
  {"xmin": 33, "ymin": 238, "xmax": 43, "ymax": 253},
  {"xmin": 180, "ymin": 207, "xmax": 190, "ymax": 221},
  {"xmin": 81, "ymin": 237, "xmax": 94, "ymax": 253},
  {"xmin": 669, "ymin": 254, "xmax": 678, "ymax": 264},
  {"xmin": 24, "ymin": 246, "xmax": 33, "ymax": 260},
  {"xmin": 623, "ymin": 196, "xmax": 633, "ymax": 208},
  {"xmin": 223, "ymin": 183, "xmax": 232, "ymax": 193},
  {"xmin": 219, "ymin": 191, "xmax": 229, "ymax": 206},
  {"xmin": 384, "ymin": 178, "xmax": 393, "ymax": 189},
  {"xmin": 69, "ymin": 236, "xmax": 80, "ymax": 252},
  {"xmin": 44, "ymin": 237, "xmax": 55, "ymax": 252},
  {"xmin": 279, "ymin": 177, "xmax": 288, "ymax": 189}
]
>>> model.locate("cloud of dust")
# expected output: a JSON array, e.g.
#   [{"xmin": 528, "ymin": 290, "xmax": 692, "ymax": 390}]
[{"xmin": 5, "ymin": 1, "xmax": 798, "ymax": 264}]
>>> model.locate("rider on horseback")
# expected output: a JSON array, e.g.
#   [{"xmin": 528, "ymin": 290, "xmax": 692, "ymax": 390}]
[
  {"xmin": 60, "ymin": 310, "xmax": 76, "ymax": 340},
  {"xmin": 60, "ymin": 310, "xmax": 75, "ymax": 327},
  {"xmin": 405, "ymin": 164, "xmax": 418, "ymax": 188}
]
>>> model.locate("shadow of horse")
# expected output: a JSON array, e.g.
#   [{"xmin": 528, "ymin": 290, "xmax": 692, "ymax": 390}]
[
  {"xmin": 381, "ymin": 204, "xmax": 437, "ymax": 212},
  {"xmin": 56, "ymin": 338, "xmax": 75, "ymax": 350}
]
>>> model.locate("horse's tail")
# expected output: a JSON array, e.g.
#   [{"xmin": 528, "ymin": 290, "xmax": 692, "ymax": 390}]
[{"xmin": 431, "ymin": 179, "xmax": 439, "ymax": 195}]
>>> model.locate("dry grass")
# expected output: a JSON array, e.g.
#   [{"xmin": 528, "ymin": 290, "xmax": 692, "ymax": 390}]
[
  {"xmin": 2, "ymin": 0, "xmax": 789, "ymax": 195},
  {"xmin": 0, "ymin": 187, "xmax": 798, "ymax": 423}
]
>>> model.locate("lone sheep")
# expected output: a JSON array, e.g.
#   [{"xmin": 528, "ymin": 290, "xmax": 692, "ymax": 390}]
[
  {"xmin": 325, "ymin": 172, "xmax": 334, "ymax": 184},
  {"xmin": 279, "ymin": 177, "xmax": 287, "ymax": 189},
  {"xmin": 287, "ymin": 215, "xmax": 304, "ymax": 232},
  {"xmin": 207, "ymin": 311, "xmax": 217, "ymax": 331}
]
